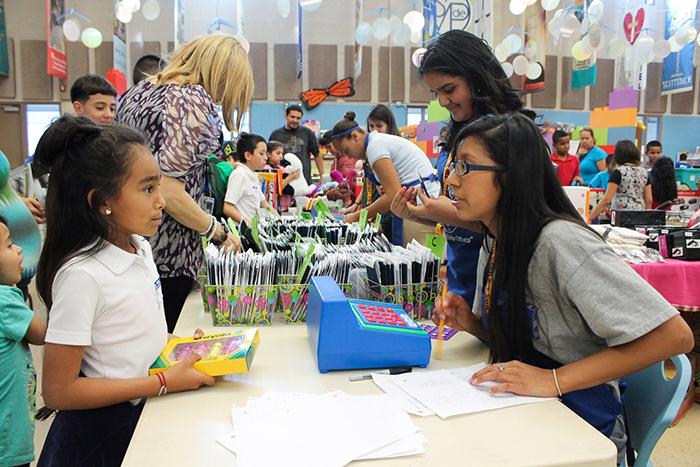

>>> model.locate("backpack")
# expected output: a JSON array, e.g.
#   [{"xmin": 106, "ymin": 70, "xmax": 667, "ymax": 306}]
[{"xmin": 205, "ymin": 141, "xmax": 235, "ymax": 218}]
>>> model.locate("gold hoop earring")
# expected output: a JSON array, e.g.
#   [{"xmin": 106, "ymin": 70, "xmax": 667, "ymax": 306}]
[{"xmin": 105, "ymin": 209, "xmax": 112, "ymax": 215}]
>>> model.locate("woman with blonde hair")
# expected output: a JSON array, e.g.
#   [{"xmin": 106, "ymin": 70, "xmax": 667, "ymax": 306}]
[{"xmin": 118, "ymin": 34, "xmax": 253, "ymax": 331}]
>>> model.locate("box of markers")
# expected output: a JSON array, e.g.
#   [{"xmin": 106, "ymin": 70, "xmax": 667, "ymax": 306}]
[{"xmin": 149, "ymin": 328, "xmax": 260, "ymax": 377}]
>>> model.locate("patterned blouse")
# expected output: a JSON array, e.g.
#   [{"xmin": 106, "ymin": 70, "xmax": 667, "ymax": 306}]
[
  {"xmin": 117, "ymin": 81, "xmax": 223, "ymax": 280},
  {"xmin": 610, "ymin": 165, "xmax": 649, "ymax": 211}
]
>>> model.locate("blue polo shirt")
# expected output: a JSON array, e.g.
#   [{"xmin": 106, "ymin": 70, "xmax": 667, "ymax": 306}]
[{"xmin": 437, "ymin": 150, "xmax": 482, "ymax": 306}]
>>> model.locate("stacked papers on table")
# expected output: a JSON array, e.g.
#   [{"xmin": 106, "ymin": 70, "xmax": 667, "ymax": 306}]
[
  {"xmin": 216, "ymin": 391, "xmax": 426, "ymax": 467},
  {"xmin": 373, "ymin": 363, "xmax": 553, "ymax": 419}
]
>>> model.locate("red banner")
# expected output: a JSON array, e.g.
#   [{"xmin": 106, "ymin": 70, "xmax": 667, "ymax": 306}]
[{"xmin": 46, "ymin": 0, "xmax": 67, "ymax": 79}]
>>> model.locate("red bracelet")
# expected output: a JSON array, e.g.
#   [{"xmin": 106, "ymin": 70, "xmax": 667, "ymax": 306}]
[{"xmin": 156, "ymin": 372, "xmax": 167, "ymax": 396}]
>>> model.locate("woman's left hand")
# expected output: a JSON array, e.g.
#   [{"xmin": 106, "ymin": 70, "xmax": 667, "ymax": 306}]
[
  {"xmin": 193, "ymin": 328, "xmax": 205, "ymax": 339},
  {"xmin": 469, "ymin": 360, "xmax": 559, "ymax": 397}
]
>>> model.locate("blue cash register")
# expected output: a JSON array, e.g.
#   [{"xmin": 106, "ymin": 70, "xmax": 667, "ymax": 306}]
[{"xmin": 307, "ymin": 276, "xmax": 431, "ymax": 373}]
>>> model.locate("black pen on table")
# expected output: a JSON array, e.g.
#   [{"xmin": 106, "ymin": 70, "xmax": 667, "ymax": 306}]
[{"xmin": 348, "ymin": 367, "xmax": 413, "ymax": 382}]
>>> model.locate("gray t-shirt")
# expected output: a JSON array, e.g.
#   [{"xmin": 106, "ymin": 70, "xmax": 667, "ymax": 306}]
[{"xmin": 473, "ymin": 219, "xmax": 678, "ymax": 365}]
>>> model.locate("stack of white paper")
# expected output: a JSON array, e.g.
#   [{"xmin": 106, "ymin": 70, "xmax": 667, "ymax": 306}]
[
  {"xmin": 373, "ymin": 363, "xmax": 553, "ymax": 419},
  {"xmin": 216, "ymin": 391, "xmax": 426, "ymax": 467}
]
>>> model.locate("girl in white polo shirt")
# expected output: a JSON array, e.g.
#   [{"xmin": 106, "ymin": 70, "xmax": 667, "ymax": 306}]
[
  {"xmin": 223, "ymin": 133, "xmax": 270, "ymax": 225},
  {"xmin": 33, "ymin": 115, "xmax": 214, "ymax": 467}
]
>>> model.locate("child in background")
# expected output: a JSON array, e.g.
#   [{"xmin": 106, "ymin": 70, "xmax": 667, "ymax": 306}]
[
  {"xmin": 0, "ymin": 217, "xmax": 45, "ymax": 467},
  {"xmin": 588, "ymin": 155, "xmax": 616, "ymax": 189},
  {"xmin": 321, "ymin": 131, "xmax": 356, "ymax": 182},
  {"xmin": 266, "ymin": 140, "xmax": 300, "ymax": 196},
  {"xmin": 675, "ymin": 153, "xmax": 692, "ymax": 169},
  {"xmin": 589, "ymin": 140, "xmax": 652, "ymax": 223},
  {"xmin": 550, "ymin": 130, "xmax": 583, "ymax": 186},
  {"xmin": 34, "ymin": 116, "xmax": 213, "ymax": 467},
  {"xmin": 644, "ymin": 140, "xmax": 663, "ymax": 170},
  {"xmin": 650, "ymin": 157, "xmax": 677, "ymax": 209},
  {"xmin": 224, "ymin": 133, "xmax": 270, "ymax": 225}
]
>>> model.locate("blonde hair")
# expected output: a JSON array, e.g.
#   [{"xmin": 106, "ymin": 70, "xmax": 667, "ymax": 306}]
[{"xmin": 155, "ymin": 35, "xmax": 253, "ymax": 131}]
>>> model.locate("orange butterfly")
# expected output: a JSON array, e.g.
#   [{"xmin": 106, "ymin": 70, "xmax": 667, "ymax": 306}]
[{"xmin": 299, "ymin": 77, "xmax": 355, "ymax": 110}]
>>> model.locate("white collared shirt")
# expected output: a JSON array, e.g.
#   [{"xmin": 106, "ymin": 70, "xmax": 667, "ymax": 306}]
[
  {"xmin": 224, "ymin": 162, "xmax": 265, "ymax": 221},
  {"xmin": 46, "ymin": 236, "xmax": 168, "ymax": 381}
]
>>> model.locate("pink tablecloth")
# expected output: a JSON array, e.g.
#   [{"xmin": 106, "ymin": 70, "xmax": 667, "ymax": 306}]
[{"xmin": 630, "ymin": 259, "xmax": 700, "ymax": 312}]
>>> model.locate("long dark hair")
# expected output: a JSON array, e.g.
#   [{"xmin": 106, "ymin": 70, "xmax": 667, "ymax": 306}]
[
  {"xmin": 35, "ymin": 115, "xmax": 148, "ymax": 309},
  {"xmin": 453, "ymin": 113, "xmax": 590, "ymax": 363},
  {"xmin": 418, "ymin": 30, "xmax": 523, "ymax": 152},
  {"xmin": 367, "ymin": 104, "xmax": 400, "ymax": 136},
  {"xmin": 651, "ymin": 157, "xmax": 677, "ymax": 204}
]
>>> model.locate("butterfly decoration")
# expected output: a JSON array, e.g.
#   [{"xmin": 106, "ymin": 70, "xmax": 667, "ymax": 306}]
[{"xmin": 299, "ymin": 77, "xmax": 355, "ymax": 110}]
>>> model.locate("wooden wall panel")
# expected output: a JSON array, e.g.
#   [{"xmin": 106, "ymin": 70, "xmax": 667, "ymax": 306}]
[
  {"xmin": 274, "ymin": 44, "xmax": 302, "ymax": 101},
  {"xmin": 409, "ymin": 47, "xmax": 431, "ymax": 103},
  {"xmin": 509, "ymin": 71, "xmax": 522, "ymax": 92},
  {"xmin": 20, "ymin": 40, "xmax": 52, "ymax": 101},
  {"xmin": 167, "ymin": 41, "xmax": 175, "ymax": 54},
  {"xmin": 590, "ymin": 58, "xmax": 614, "ymax": 109},
  {"xmin": 670, "ymin": 88, "xmax": 695, "ymax": 114},
  {"xmin": 308, "ymin": 44, "xmax": 338, "ymax": 97},
  {"xmin": 390, "ymin": 46, "xmax": 405, "ymax": 102},
  {"xmin": 378, "ymin": 47, "xmax": 390, "ymax": 102},
  {"xmin": 560, "ymin": 57, "xmax": 585, "ymax": 110},
  {"xmin": 0, "ymin": 39, "xmax": 16, "ymax": 99},
  {"xmin": 249, "ymin": 43, "xmax": 268, "ymax": 100},
  {"xmin": 344, "ymin": 45, "xmax": 371, "ymax": 101},
  {"xmin": 94, "ymin": 41, "xmax": 114, "ymax": 77},
  {"xmin": 59, "ymin": 42, "xmax": 90, "ymax": 100},
  {"xmin": 644, "ymin": 62, "xmax": 667, "ymax": 114},
  {"xmin": 531, "ymin": 55, "xmax": 557, "ymax": 109}
]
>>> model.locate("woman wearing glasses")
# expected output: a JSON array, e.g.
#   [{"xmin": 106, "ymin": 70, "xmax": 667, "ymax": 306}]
[
  {"xmin": 436, "ymin": 113, "xmax": 693, "ymax": 461},
  {"xmin": 391, "ymin": 30, "xmax": 524, "ymax": 308},
  {"xmin": 330, "ymin": 111, "xmax": 439, "ymax": 246}
]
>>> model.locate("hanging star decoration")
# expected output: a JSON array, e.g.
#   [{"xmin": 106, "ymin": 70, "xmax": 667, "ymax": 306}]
[{"xmin": 299, "ymin": 77, "xmax": 355, "ymax": 110}]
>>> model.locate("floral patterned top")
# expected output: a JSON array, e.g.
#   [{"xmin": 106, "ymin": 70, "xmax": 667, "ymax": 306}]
[
  {"xmin": 117, "ymin": 81, "xmax": 223, "ymax": 280},
  {"xmin": 610, "ymin": 165, "xmax": 649, "ymax": 211}
]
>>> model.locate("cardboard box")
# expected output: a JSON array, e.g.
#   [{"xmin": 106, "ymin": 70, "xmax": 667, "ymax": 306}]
[{"xmin": 611, "ymin": 210, "xmax": 666, "ymax": 228}]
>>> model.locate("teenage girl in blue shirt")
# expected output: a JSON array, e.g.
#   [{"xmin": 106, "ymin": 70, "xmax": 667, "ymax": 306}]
[{"xmin": 391, "ymin": 30, "xmax": 524, "ymax": 307}]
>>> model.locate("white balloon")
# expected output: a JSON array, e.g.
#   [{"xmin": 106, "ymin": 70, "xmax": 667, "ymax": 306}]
[
  {"xmin": 668, "ymin": 36, "xmax": 683, "ymax": 52},
  {"xmin": 299, "ymin": 0, "xmax": 322, "ymax": 12},
  {"xmin": 685, "ymin": 26, "xmax": 698, "ymax": 44},
  {"xmin": 121, "ymin": 0, "xmax": 140, "ymax": 14},
  {"xmin": 276, "ymin": 0, "xmax": 290, "ymax": 18},
  {"xmin": 526, "ymin": 62, "xmax": 543, "ymax": 80},
  {"xmin": 501, "ymin": 61, "xmax": 514, "ymax": 78},
  {"xmin": 372, "ymin": 17, "xmax": 391, "ymax": 40},
  {"xmin": 355, "ymin": 22, "xmax": 372, "ymax": 45},
  {"xmin": 62, "ymin": 19, "xmax": 81, "ymax": 42},
  {"xmin": 697, "ymin": 32, "xmax": 700, "ymax": 47},
  {"xmin": 389, "ymin": 16, "xmax": 403, "ymax": 32},
  {"xmin": 524, "ymin": 0, "xmax": 538, "ymax": 5},
  {"xmin": 504, "ymin": 33, "xmax": 523, "ymax": 54},
  {"xmin": 572, "ymin": 40, "xmax": 592, "ymax": 61},
  {"xmin": 410, "ymin": 30, "xmax": 422, "ymax": 44},
  {"xmin": 412, "ymin": 48, "xmax": 427, "ymax": 67},
  {"xmin": 142, "ymin": 0, "xmax": 160, "ymax": 21},
  {"xmin": 560, "ymin": 12, "xmax": 581, "ymax": 38},
  {"xmin": 512, "ymin": 55, "xmax": 529, "ymax": 75},
  {"xmin": 403, "ymin": 10, "xmax": 425, "ymax": 33},
  {"xmin": 81, "ymin": 27, "xmax": 103, "ymax": 49},
  {"xmin": 234, "ymin": 34, "xmax": 250, "ymax": 54},
  {"xmin": 653, "ymin": 39, "xmax": 671, "ymax": 59},
  {"xmin": 541, "ymin": 0, "xmax": 560, "ymax": 11},
  {"xmin": 588, "ymin": 23, "xmax": 602, "ymax": 48},
  {"xmin": 391, "ymin": 23, "xmax": 411, "ymax": 46},
  {"xmin": 548, "ymin": 17, "xmax": 561, "ymax": 41},
  {"xmin": 494, "ymin": 43, "xmax": 510, "ymax": 62},
  {"xmin": 115, "ymin": 2, "xmax": 133, "ymax": 23},
  {"xmin": 509, "ymin": 0, "xmax": 527, "ymax": 16},
  {"xmin": 607, "ymin": 37, "xmax": 627, "ymax": 58},
  {"xmin": 587, "ymin": 0, "xmax": 604, "ymax": 24},
  {"xmin": 524, "ymin": 40, "xmax": 538, "ymax": 60},
  {"xmin": 579, "ymin": 36, "xmax": 593, "ymax": 55},
  {"xmin": 674, "ymin": 27, "xmax": 690, "ymax": 44},
  {"xmin": 635, "ymin": 35, "xmax": 654, "ymax": 55}
]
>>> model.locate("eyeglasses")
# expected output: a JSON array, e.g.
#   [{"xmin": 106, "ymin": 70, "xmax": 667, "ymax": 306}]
[{"xmin": 449, "ymin": 160, "xmax": 506, "ymax": 176}]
